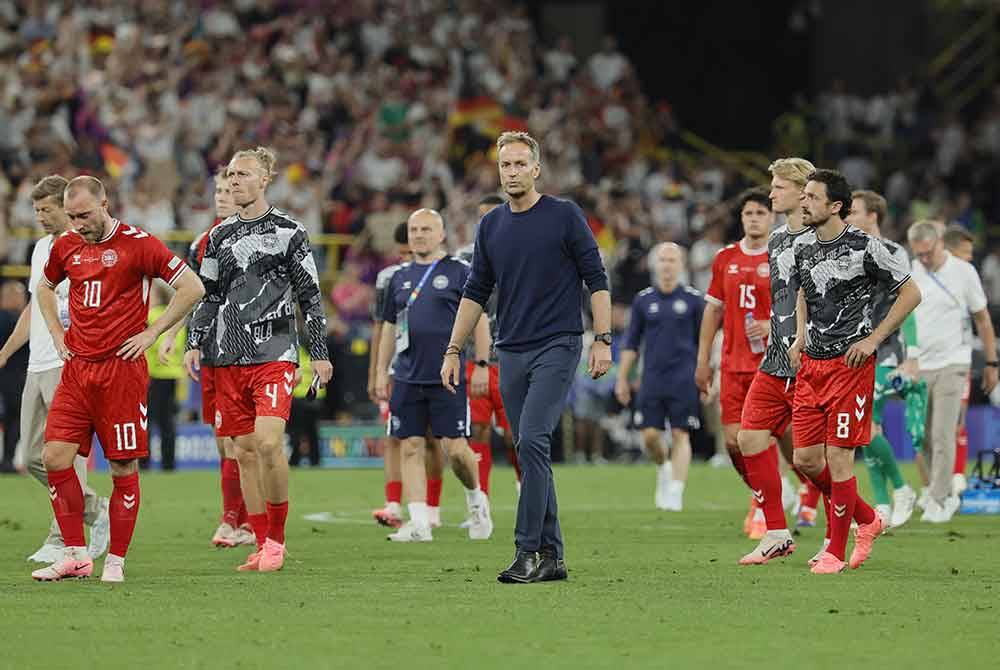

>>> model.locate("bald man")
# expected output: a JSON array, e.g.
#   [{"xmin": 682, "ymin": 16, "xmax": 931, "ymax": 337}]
[
  {"xmin": 616, "ymin": 243, "xmax": 704, "ymax": 511},
  {"xmin": 375, "ymin": 208, "xmax": 493, "ymax": 542}
]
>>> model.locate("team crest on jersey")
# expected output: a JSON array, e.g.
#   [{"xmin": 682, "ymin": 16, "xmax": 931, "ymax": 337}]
[
  {"xmin": 391, "ymin": 415, "xmax": 401, "ymax": 432},
  {"xmin": 649, "ymin": 302, "xmax": 659, "ymax": 314},
  {"xmin": 262, "ymin": 234, "xmax": 278, "ymax": 249},
  {"xmin": 728, "ymin": 264, "xmax": 739, "ymax": 274},
  {"xmin": 433, "ymin": 275, "xmax": 449, "ymax": 290},
  {"xmin": 756, "ymin": 262, "xmax": 769, "ymax": 278},
  {"xmin": 101, "ymin": 249, "xmax": 118, "ymax": 267},
  {"xmin": 673, "ymin": 299, "xmax": 688, "ymax": 314},
  {"xmin": 401, "ymin": 280, "xmax": 412, "ymax": 290}
]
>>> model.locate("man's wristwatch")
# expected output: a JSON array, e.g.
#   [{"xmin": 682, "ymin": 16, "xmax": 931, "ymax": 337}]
[
  {"xmin": 594, "ymin": 332, "xmax": 613, "ymax": 346},
  {"xmin": 475, "ymin": 359, "xmax": 488, "ymax": 368}
]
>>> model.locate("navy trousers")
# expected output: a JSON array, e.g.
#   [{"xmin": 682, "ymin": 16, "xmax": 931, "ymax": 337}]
[{"xmin": 496, "ymin": 334, "xmax": 582, "ymax": 559}]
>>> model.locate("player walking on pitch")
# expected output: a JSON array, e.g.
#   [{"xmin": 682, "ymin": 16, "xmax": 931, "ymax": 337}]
[
  {"xmin": 789, "ymin": 169, "xmax": 920, "ymax": 574},
  {"xmin": 185, "ymin": 148, "xmax": 332, "ymax": 572},
  {"xmin": 32, "ymin": 176, "xmax": 204, "ymax": 582}
]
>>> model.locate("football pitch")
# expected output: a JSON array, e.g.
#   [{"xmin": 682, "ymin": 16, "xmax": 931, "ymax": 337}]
[{"xmin": 2, "ymin": 463, "xmax": 996, "ymax": 670}]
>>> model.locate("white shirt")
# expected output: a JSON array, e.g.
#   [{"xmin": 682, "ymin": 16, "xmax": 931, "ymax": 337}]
[
  {"xmin": 911, "ymin": 251, "xmax": 988, "ymax": 370},
  {"xmin": 28, "ymin": 234, "xmax": 70, "ymax": 373}
]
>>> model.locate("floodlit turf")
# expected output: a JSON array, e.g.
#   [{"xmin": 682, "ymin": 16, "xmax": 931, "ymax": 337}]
[{"xmin": 1, "ymin": 463, "xmax": 997, "ymax": 670}]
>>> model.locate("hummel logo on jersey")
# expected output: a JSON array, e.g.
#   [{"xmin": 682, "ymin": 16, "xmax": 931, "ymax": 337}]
[
  {"xmin": 139, "ymin": 402, "xmax": 148, "ymax": 431},
  {"xmin": 855, "ymin": 394, "xmax": 867, "ymax": 421},
  {"xmin": 123, "ymin": 493, "xmax": 137, "ymax": 510},
  {"xmin": 121, "ymin": 225, "xmax": 149, "ymax": 239},
  {"xmin": 48, "ymin": 485, "xmax": 57, "ymax": 501},
  {"xmin": 752, "ymin": 489, "xmax": 765, "ymax": 505},
  {"xmin": 283, "ymin": 383, "xmax": 294, "ymax": 395},
  {"xmin": 72, "ymin": 254, "xmax": 81, "ymax": 265},
  {"xmin": 283, "ymin": 371, "xmax": 294, "ymax": 382},
  {"xmin": 727, "ymin": 264, "xmax": 739, "ymax": 274},
  {"xmin": 834, "ymin": 504, "xmax": 847, "ymax": 518}
]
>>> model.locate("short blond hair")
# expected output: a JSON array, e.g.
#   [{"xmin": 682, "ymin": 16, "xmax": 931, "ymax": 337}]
[
  {"xmin": 497, "ymin": 131, "xmax": 541, "ymax": 164},
  {"xmin": 768, "ymin": 157, "xmax": 816, "ymax": 188},
  {"xmin": 31, "ymin": 175, "xmax": 68, "ymax": 202},
  {"xmin": 231, "ymin": 146, "xmax": 278, "ymax": 179}
]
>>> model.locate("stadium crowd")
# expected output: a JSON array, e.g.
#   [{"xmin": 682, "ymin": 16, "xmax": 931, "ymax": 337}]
[{"xmin": 0, "ymin": 0, "xmax": 998, "ymax": 470}]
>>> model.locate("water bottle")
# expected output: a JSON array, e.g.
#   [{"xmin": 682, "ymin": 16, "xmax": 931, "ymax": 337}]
[{"xmin": 745, "ymin": 312, "xmax": 764, "ymax": 354}]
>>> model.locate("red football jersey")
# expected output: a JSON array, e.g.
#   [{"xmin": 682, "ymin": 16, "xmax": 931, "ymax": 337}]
[
  {"xmin": 705, "ymin": 240, "xmax": 771, "ymax": 373},
  {"xmin": 43, "ymin": 219, "xmax": 187, "ymax": 361}
]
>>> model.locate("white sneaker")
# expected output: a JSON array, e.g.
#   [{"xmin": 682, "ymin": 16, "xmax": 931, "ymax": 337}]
[
  {"xmin": 212, "ymin": 522, "xmax": 238, "ymax": 548},
  {"xmin": 942, "ymin": 494, "xmax": 961, "ymax": 520},
  {"xmin": 781, "ymin": 477, "xmax": 797, "ymax": 512},
  {"xmin": 890, "ymin": 485, "xmax": 917, "ymax": 528},
  {"xmin": 808, "ymin": 538, "xmax": 831, "ymax": 567},
  {"xmin": 662, "ymin": 480, "xmax": 684, "ymax": 512},
  {"xmin": 458, "ymin": 516, "xmax": 473, "ymax": 529},
  {"xmin": 101, "ymin": 554, "xmax": 125, "ymax": 583},
  {"xmin": 739, "ymin": 529, "xmax": 796, "ymax": 565},
  {"xmin": 916, "ymin": 487, "xmax": 930, "ymax": 510},
  {"xmin": 31, "ymin": 546, "xmax": 93, "ymax": 581},
  {"xmin": 86, "ymin": 497, "xmax": 111, "ymax": 559},
  {"xmin": 428, "ymin": 507, "xmax": 442, "ymax": 529},
  {"xmin": 708, "ymin": 453, "xmax": 729, "ymax": 469},
  {"xmin": 232, "ymin": 524, "xmax": 256, "ymax": 546},
  {"xmin": 921, "ymin": 499, "xmax": 948, "ymax": 523},
  {"xmin": 387, "ymin": 521, "xmax": 433, "ymax": 542},
  {"xmin": 875, "ymin": 504, "xmax": 891, "ymax": 530},
  {"xmin": 28, "ymin": 542, "xmax": 65, "ymax": 564},
  {"xmin": 654, "ymin": 468, "xmax": 670, "ymax": 510},
  {"xmin": 952, "ymin": 473, "xmax": 968, "ymax": 497},
  {"xmin": 467, "ymin": 502, "xmax": 493, "ymax": 540}
]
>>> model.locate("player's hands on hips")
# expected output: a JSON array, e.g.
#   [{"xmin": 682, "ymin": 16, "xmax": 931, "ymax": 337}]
[
  {"xmin": 788, "ymin": 339, "xmax": 803, "ymax": 374},
  {"xmin": 844, "ymin": 336, "xmax": 877, "ymax": 368},
  {"xmin": 157, "ymin": 337, "xmax": 177, "ymax": 366},
  {"xmin": 312, "ymin": 359, "xmax": 333, "ymax": 387},
  {"xmin": 376, "ymin": 370, "xmax": 391, "ymax": 402},
  {"xmin": 614, "ymin": 377, "xmax": 631, "ymax": 406},
  {"xmin": 440, "ymin": 354, "xmax": 461, "ymax": 394},
  {"xmin": 589, "ymin": 342, "xmax": 611, "ymax": 379},
  {"xmin": 695, "ymin": 361, "xmax": 712, "ymax": 393},
  {"xmin": 183, "ymin": 349, "xmax": 201, "ymax": 381},
  {"xmin": 983, "ymin": 365, "xmax": 998, "ymax": 395},
  {"xmin": 52, "ymin": 330, "xmax": 73, "ymax": 361},
  {"xmin": 118, "ymin": 328, "xmax": 157, "ymax": 361},
  {"xmin": 470, "ymin": 364, "xmax": 489, "ymax": 398}
]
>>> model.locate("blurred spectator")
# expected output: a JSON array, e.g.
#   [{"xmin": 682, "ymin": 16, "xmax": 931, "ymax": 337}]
[{"xmin": 0, "ymin": 279, "xmax": 28, "ymax": 472}]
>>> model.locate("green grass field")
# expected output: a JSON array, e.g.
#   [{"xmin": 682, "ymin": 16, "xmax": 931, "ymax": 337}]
[{"xmin": 1, "ymin": 463, "xmax": 997, "ymax": 670}]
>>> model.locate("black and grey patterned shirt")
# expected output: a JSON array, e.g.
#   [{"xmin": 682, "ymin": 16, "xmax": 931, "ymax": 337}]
[
  {"xmin": 873, "ymin": 239, "xmax": 910, "ymax": 367},
  {"xmin": 792, "ymin": 225, "xmax": 910, "ymax": 360},
  {"xmin": 760, "ymin": 224, "xmax": 809, "ymax": 378},
  {"xmin": 372, "ymin": 263, "xmax": 402, "ymax": 322},
  {"xmin": 186, "ymin": 207, "xmax": 329, "ymax": 366}
]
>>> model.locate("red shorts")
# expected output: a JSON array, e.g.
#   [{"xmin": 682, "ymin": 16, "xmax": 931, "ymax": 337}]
[
  {"xmin": 214, "ymin": 362, "xmax": 296, "ymax": 437},
  {"xmin": 793, "ymin": 354, "xmax": 875, "ymax": 449},
  {"xmin": 201, "ymin": 365, "xmax": 218, "ymax": 426},
  {"xmin": 720, "ymin": 370, "xmax": 756, "ymax": 425},
  {"xmin": 466, "ymin": 361, "xmax": 510, "ymax": 432},
  {"xmin": 741, "ymin": 370, "xmax": 795, "ymax": 438},
  {"xmin": 45, "ymin": 356, "xmax": 150, "ymax": 460}
]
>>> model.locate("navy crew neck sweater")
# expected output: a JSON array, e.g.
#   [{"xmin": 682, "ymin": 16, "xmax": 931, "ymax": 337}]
[{"xmin": 463, "ymin": 194, "xmax": 609, "ymax": 352}]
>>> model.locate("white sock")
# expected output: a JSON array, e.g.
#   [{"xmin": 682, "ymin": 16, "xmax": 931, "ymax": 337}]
[
  {"xmin": 386, "ymin": 501, "xmax": 402, "ymax": 516},
  {"xmin": 104, "ymin": 553, "xmax": 124, "ymax": 566},
  {"xmin": 656, "ymin": 463, "xmax": 670, "ymax": 478},
  {"xmin": 465, "ymin": 486, "xmax": 484, "ymax": 508},
  {"xmin": 667, "ymin": 479, "xmax": 685, "ymax": 495},
  {"xmin": 408, "ymin": 502, "xmax": 429, "ymax": 526}
]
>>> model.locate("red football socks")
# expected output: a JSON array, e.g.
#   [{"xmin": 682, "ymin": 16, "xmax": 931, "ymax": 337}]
[
  {"xmin": 248, "ymin": 513, "xmax": 268, "ymax": 549},
  {"xmin": 728, "ymin": 448, "xmax": 752, "ymax": 489},
  {"xmin": 220, "ymin": 458, "xmax": 243, "ymax": 528},
  {"xmin": 954, "ymin": 426, "xmax": 968, "ymax": 474},
  {"xmin": 744, "ymin": 446, "xmax": 786, "ymax": 530},
  {"xmin": 801, "ymin": 479, "xmax": 821, "ymax": 509},
  {"xmin": 823, "ymin": 495, "xmax": 832, "ymax": 540},
  {"xmin": 385, "ymin": 480, "xmax": 402, "ymax": 505},
  {"xmin": 469, "ymin": 441, "xmax": 492, "ymax": 495},
  {"xmin": 426, "ymin": 478, "xmax": 443, "ymax": 507},
  {"xmin": 109, "ymin": 472, "xmax": 140, "ymax": 558},
  {"xmin": 828, "ymin": 478, "xmax": 859, "ymax": 561},
  {"xmin": 266, "ymin": 501, "xmax": 288, "ymax": 545},
  {"xmin": 47, "ymin": 466, "xmax": 86, "ymax": 548}
]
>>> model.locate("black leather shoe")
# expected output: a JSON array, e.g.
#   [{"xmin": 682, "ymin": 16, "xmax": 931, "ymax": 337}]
[
  {"xmin": 532, "ymin": 548, "xmax": 568, "ymax": 582},
  {"xmin": 497, "ymin": 550, "xmax": 538, "ymax": 584}
]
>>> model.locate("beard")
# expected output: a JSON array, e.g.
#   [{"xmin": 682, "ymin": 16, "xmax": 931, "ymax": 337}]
[{"xmin": 502, "ymin": 183, "xmax": 525, "ymax": 198}]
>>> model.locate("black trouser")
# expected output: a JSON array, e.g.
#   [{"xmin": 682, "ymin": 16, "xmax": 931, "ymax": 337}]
[
  {"xmin": 1, "ymin": 378, "xmax": 24, "ymax": 465},
  {"xmin": 288, "ymin": 399, "xmax": 321, "ymax": 467},
  {"xmin": 148, "ymin": 378, "xmax": 177, "ymax": 471}
]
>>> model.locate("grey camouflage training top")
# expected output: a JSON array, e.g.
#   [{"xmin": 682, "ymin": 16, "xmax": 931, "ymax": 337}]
[
  {"xmin": 873, "ymin": 238, "xmax": 911, "ymax": 367},
  {"xmin": 792, "ymin": 225, "xmax": 910, "ymax": 360},
  {"xmin": 760, "ymin": 223, "xmax": 809, "ymax": 378},
  {"xmin": 186, "ymin": 207, "xmax": 329, "ymax": 366}
]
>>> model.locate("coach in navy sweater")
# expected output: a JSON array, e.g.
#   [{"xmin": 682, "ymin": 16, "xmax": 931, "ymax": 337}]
[{"xmin": 441, "ymin": 131, "xmax": 611, "ymax": 584}]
